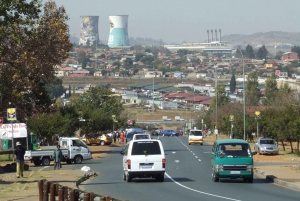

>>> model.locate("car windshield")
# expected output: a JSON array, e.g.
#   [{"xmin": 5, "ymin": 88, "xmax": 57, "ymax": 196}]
[
  {"xmin": 218, "ymin": 143, "xmax": 250, "ymax": 157},
  {"xmin": 131, "ymin": 141, "xmax": 161, "ymax": 155},
  {"xmin": 260, "ymin": 140, "xmax": 275, "ymax": 144},
  {"xmin": 190, "ymin": 130, "xmax": 202, "ymax": 136}
]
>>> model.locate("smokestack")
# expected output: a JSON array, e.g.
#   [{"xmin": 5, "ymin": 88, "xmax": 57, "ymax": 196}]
[
  {"xmin": 219, "ymin": 29, "xmax": 221, "ymax": 42},
  {"xmin": 215, "ymin": 29, "xmax": 218, "ymax": 41},
  {"xmin": 211, "ymin": 29, "xmax": 214, "ymax": 41},
  {"xmin": 207, "ymin": 30, "xmax": 210, "ymax": 43}
]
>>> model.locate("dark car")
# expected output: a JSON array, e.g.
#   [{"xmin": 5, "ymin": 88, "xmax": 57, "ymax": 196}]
[
  {"xmin": 161, "ymin": 130, "xmax": 179, "ymax": 137},
  {"xmin": 126, "ymin": 131, "xmax": 144, "ymax": 143},
  {"xmin": 152, "ymin": 129, "xmax": 160, "ymax": 136}
]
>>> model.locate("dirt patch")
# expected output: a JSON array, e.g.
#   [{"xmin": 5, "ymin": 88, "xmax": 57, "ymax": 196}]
[{"xmin": 0, "ymin": 169, "xmax": 84, "ymax": 201}]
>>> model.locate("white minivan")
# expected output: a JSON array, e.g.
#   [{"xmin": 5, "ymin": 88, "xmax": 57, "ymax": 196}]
[{"xmin": 120, "ymin": 139, "xmax": 166, "ymax": 182}]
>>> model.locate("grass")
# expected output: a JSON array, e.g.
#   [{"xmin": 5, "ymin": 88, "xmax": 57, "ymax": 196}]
[{"xmin": 0, "ymin": 154, "xmax": 13, "ymax": 162}]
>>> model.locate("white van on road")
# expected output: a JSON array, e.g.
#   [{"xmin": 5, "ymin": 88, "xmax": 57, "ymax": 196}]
[
  {"xmin": 188, "ymin": 129, "xmax": 203, "ymax": 145},
  {"xmin": 120, "ymin": 139, "xmax": 166, "ymax": 182}
]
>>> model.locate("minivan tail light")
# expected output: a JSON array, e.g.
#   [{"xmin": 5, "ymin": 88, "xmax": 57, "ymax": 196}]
[
  {"xmin": 127, "ymin": 159, "xmax": 131, "ymax": 169},
  {"xmin": 162, "ymin": 158, "xmax": 166, "ymax": 168}
]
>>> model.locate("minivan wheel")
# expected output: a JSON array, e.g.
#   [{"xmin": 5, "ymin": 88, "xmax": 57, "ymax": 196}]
[
  {"xmin": 126, "ymin": 173, "xmax": 132, "ymax": 182},
  {"xmin": 212, "ymin": 170, "xmax": 219, "ymax": 182}
]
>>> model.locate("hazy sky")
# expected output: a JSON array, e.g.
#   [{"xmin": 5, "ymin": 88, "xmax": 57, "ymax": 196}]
[{"xmin": 47, "ymin": 0, "xmax": 300, "ymax": 44}]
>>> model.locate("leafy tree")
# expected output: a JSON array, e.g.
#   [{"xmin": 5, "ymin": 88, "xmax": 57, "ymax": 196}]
[
  {"xmin": 177, "ymin": 49, "xmax": 189, "ymax": 57},
  {"xmin": 245, "ymin": 72, "xmax": 260, "ymax": 106},
  {"xmin": 291, "ymin": 46, "xmax": 300, "ymax": 57},
  {"xmin": 123, "ymin": 58, "xmax": 133, "ymax": 67},
  {"xmin": 47, "ymin": 77, "xmax": 65, "ymax": 99},
  {"xmin": 245, "ymin": 44, "xmax": 255, "ymax": 59},
  {"xmin": 257, "ymin": 45, "xmax": 268, "ymax": 60},
  {"xmin": 229, "ymin": 73, "xmax": 236, "ymax": 93},
  {"xmin": 210, "ymin": 84, "xmax": 229, "ymax": 109},
  {"xmin": 201, "ymin": 51, "xmax": 208, "ymax": 57},
  {"xmin": 113, "ymin": 61, "xmax": 121, "ymax": 67},
  {"xmin": 263, "ymin": 73, "xmax": 277, "ymax": 106},
  {"xmin": 0, "ymin": 1, "xmax": 72, "ymax": 121},
  {"xmin": 275, "ymin": 50, "xmax": 284, "ymax": 60},
  {"xmin": 77, "ymin": 50, "xmax": 90, "ymax": 68}
]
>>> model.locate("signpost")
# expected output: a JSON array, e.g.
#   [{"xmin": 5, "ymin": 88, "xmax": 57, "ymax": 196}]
[
  {"xmin": 255, "ymin": 111, "xmax": 260, "ymax": 138},
  {"xmin": 7, "ymin": 108, "xmax": 17, "ymax": 162},
  {"xmin": 230, "ymin": 115, "xmax": 234, "ymax": 138}
]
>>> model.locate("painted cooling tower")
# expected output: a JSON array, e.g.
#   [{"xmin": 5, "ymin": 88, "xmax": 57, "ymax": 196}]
[
  {"xmin": 79, "ymin": 16, "xmax": 99, "ymax": 46},
  {"xmin": 107, "ymin": 15, "xmax": 130, "ymax": 48}
]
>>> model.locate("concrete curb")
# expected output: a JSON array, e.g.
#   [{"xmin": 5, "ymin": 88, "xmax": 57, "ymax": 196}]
[
  {"xmin": 254, "ymin": 168, "xmax": 300, "ymax": 191},
  {"xmin": 76, "ymin": 171, "xmax": 98, "ymax": 189}
]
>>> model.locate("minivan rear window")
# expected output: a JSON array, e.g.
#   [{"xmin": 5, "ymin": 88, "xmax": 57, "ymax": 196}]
[
  {"xmin": 190, "ymin": 130, "xmax": 202, "ymax": 136},
  {"xmin": 131, "ymin": 141, "xmax": 161, "ymax": 155}
]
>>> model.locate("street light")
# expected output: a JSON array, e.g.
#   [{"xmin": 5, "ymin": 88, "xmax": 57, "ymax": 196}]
[
  {"xmin": 215, "ymin": 63, "xmax": 218, "ymax": 139},
  {"xmin": 152, "ymin": 63, "xmax": 155, "ymax": 112},
  {"xmin": 236, "ymin": 47, "xmax": 246, "ymax": 141},
  {"xmin": 255, "ymin": 111, "xmax": 260, "ymax": 138},
  {"xmin": 230, "ymin": 115, "xmax": 234, "ymax": 138}
]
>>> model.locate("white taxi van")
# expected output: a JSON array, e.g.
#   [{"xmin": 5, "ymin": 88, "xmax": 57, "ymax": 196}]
[
  {"xmin": 188, "ymin": 129, "xmax": 203, "ymax": 145},
  {"xmin": 120, "ymin": 139, "xmax": 165, "ymax": 182}
]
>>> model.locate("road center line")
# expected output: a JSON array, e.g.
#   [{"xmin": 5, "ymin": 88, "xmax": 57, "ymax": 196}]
[{"xmin": 165, "ymin": 173, "xmax": 241, "ymax": 201}]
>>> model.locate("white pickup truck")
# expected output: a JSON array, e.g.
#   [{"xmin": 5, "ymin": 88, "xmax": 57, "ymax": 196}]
[{"xmin": 24, "ymin": 137, "xmax": 92, "ymax": 166}]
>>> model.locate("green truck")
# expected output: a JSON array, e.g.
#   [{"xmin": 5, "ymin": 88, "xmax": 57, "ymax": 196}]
[{"xmin": 211, "ymin": 139, "xmax": 257, "ymax": 183}]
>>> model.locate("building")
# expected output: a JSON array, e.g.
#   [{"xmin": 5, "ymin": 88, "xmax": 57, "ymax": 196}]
[
  {"xmin": 79, "ymin": 16, "xmax": 100, "ymax": 46},
  {"xmin": 282, "ymin": 52, "xmax": 298, "ymax": 61},
  {"xmin": 107, "ymin": 15, "xmax": 130, "ymax": 48}
]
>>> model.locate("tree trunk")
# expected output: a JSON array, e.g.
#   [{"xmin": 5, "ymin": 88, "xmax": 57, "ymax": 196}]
[
  {"xmin": 289, "ymin": 140, "xmax": 294, "ymax": 153},
  {"xmin": 281, "ymin": 140, "xmax": 285, "ymax": 151},
  {"xmin": 297, "ymin": 140, "xmax": 299, "ymax": 153}
]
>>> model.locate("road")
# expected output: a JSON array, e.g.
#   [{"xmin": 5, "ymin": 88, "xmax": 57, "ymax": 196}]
[{"xmin": 79, "ymin": 136, "xmax": 299, "ymax": 201}]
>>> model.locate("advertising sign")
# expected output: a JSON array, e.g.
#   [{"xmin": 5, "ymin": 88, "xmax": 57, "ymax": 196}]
[
  {"xmin": 79, "ymin": 16, "xmax": 99, "ymax": 46},
  {"xmin": 7, "ymin": 108, "xmax": 17, "ymax": 121},
  {"xmin": 0, "ymin": 123, "xmax": 27, "ymax": 139}
]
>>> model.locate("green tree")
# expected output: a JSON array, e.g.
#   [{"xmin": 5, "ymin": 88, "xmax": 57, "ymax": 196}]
[
  {"xmin": 275, "ymin": 50, "xmax": 284, "ymax": 60},
  {"xmin": 245, "ymin": 44, "xmax": 255, "ymax": 59},
  {"xmin": 47, "ymin": 77, "xmax": 65, "ymax": 99},
  {"xmin": 210, "ymin": 84, "xmax": 229, "ymax": 109},
  {"xmin": 263, "ymin": 73, "xmax": 277, "ymax": 106},
  {"xmin": 245, "ymin": 72, "xmax": 260, "ymax": 106},
  {"xmin": 77, "ymin": 50, "xmax": 90, "ymax": 68},
  {"xmin": 291, "ymin": 46, "xmax": 300, "ymax": 57},
  {"xmin": 257, "ymin": 45, "xmax": 268, "ymax": 60},
  {"xmin": 229, "ymin": 73, "xmax": 236, "ymax": 93}
]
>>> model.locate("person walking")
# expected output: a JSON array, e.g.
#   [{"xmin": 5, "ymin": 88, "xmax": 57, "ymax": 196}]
[
  {"xmin": 15, "ymin": 141, "xmax": 25, "ymax": 178},
  {"xmin": 113, "ymin": 131, "xmax": 117, "ymax": 143},
  {"xmin": 120, "ymin": 131, "xmax": 125, "ymax": 144},
  {"xmin": 53, "ymin": 145, "xmax": 63, "ymax": 170}
]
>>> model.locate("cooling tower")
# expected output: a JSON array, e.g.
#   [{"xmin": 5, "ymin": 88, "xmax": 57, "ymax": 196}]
[
  {"xmin": 107, "ymin": 15, "xmax": 130, "ymax": 48},
  {"xmin": 79, "ymin": 16, "xmax": 99, "ymax": 46}
]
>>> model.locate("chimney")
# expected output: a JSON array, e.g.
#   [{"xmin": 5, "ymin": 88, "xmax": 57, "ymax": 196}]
[
  {"xmin": 207, "ymin": 30, "xmax": 210, "ymax": 43},
  {"xmin": 215, "ymin": 29, "xmax": 218, "ymax": 41},
  {"xmin": 219, "ymin": 29, "xmax": 221, "ymax": 42},
  {"xmin": 211, "ymin": 30, "xmax": 214, "ymax": 41}
]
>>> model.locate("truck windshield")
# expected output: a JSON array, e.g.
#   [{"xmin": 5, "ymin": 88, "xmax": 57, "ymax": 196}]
[
  {"xmin": 72, "ymin": 140, "xmax": 87, "ymax": 147},
  {"xmin": 218, "ymin": 143, "xmax": 250, "ymax": 157},
  {"xmin": 190, "ymin": 131, "xmax": 202, "ymax": 136}
]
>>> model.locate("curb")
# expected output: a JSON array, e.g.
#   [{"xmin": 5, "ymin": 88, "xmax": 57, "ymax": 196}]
[
  {"xmin": 254, "ymin": 168, "xmax": 300, "ymax": 191},
  {"xmin": 76, "ymin": 171, "xmax": 98, "ymax": 189}
]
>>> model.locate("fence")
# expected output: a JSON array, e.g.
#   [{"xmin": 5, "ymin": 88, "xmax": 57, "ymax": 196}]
[{"xmin": 38, "ymin": 179, "xmax": 123, "ymax": 201}]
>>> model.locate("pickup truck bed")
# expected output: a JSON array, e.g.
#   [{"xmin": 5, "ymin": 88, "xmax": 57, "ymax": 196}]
[{"xmin": 24, "ymin": 149, "xmax": 69, "ymax": 166}]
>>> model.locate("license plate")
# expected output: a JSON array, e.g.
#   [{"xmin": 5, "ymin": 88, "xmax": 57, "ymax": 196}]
[
  {"xmin": 230, "ymin": 171, "xmax": 241, "ymax": 174},
  {"xmin": 140, "ymin": 165, "xmax": 152, "ymax": 169}
]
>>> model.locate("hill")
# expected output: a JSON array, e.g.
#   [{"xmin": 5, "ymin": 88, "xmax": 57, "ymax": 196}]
[{"xmin": 222, "ymin": 31, "xmax": 300, "ymax": 48}]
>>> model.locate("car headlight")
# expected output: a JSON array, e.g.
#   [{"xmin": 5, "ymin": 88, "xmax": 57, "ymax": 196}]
[
  {"xmin": 215, "ymin": 165, "xmax": 223, "ymax": 172},
  {"xmin": 246, "ymin": 165, "xmax": 253, "ymax": 171}
]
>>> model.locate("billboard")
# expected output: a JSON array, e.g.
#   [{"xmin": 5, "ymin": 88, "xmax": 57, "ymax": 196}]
[
  {"xmin": 0, "ymin": 123, "xmax": 27, "ymax": 139},
  {"xmin": 79, "ymin": 16, "xmax": 99, "ymax": 46},
  {"xmin": 107, "ymin": 15, "xmax": 130, "ymax": 48}
]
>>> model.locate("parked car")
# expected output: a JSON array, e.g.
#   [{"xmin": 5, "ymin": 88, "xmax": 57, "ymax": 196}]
[
  {"xmin": 254, "ymin": 138, "xmax": 279, "ymax": 155},
  {"xmin": 81, "ymin": 133, "xmax": 112, "ymax": 146},
  {"xmin": 161, "ymin": 130, "xmax": 179, "ymax": 137},
  {"xmin": 151, "ymin": 129, "xmax": 160, "ymax": 136}
]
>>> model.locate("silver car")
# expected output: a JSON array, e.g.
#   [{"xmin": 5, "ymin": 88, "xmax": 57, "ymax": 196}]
[{"xmin": 254, "ymin": 138, "xmax": 279, "ymax": 155}]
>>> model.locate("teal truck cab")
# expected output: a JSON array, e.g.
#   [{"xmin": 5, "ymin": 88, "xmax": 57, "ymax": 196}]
[{"xmin": 211, "ymin": 139, "xmax": 256, "ymax": 183}]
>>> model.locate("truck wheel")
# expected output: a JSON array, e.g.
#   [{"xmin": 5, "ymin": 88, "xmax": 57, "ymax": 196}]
[
  {"xmin": 100, "ymin": 141, "xmax": 105, "ymax": 146},
  {"xmin": 34, "ymin": 160, "xmax": 41, "ymax": 166},
  {"xmin": 212, "ymin": 170, "xmax": 219, "ymax": 182},
  {"xmin": 74, "ymin": 155, "xmax": 83, "ymax": 164},
  {"xmin": 42, "ymin": 157, "xmax": 51, "ymax": 166}
]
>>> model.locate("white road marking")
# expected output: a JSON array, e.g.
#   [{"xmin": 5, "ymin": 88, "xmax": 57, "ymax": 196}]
[
  {"xmin": 165, "ymin": 173, "xmax": 241, "ymax": 201},
  {"xmin": 175, "ymin": 160, "xmax": 180, "ymax": 163},
  {"xmin": 195, "ymin": 156, "xmax": 198, "ymax": 158},
  {"xmin": 198, "ymin": 159, "xmax": 201, "ymax": 161},
  {"xmin": 172, "ymin": 152, "xmax": 176, "ymax": 154}
]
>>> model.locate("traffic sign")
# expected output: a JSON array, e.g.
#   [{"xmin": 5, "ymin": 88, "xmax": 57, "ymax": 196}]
[{"xmin": 0, "ymin": 117, "xmax": 3, "ymax": 124}]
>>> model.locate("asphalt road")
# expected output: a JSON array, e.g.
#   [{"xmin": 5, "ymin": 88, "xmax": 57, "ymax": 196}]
[{"xmin": 76, "ymin": 136, "xmax": 300, "ymax": 201}]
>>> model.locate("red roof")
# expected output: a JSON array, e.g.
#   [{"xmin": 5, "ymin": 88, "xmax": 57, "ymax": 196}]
[
  {"xmin": 165, "ymin": 92, "xmax": 194, "ymax": 99},
  {"xmin": 184, "ymin": 96, "xmax": 211, "ymax": 102}
]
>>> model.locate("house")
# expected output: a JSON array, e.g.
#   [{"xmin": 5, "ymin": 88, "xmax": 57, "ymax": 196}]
[
  {"xmin": 282, "ymin": 52, "xmax": 298, "ymax": 62},
  {"xmin": 264, "ymin": 62, "xmax": 277, "ymax": 69},
  {"xmin": 68, "ymin": 70, "xmax": 90, "ymax": 77}
]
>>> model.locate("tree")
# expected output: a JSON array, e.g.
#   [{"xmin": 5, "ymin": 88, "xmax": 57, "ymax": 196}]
[
  {"xmin": 275, "ymin": 50, "xmax": 284, "ymax": 60},
  {"xmin": 77, "ymin": 51, "xmax": 90, "ymax": 68},
  {"xmin": 245, "ymin": 72, "xmax": 260, "ymax": 106},
  {"xmin": 257, "ymin": 45, "xmax": 268, "ymax": 60},
  {"xmin": 229, "ymin": 73, "xmax": 236, "ymax": 93},
  {"xmin": 245, "ymin": 45, "xmax": 255, "ymax": 59},
  {"xmin": 210, "ymin": 84, "xmax": 229, "ymax": 109},
  {"xmin": 47, "ymin": 77, "xmax": 65, "ymax": 99},
  {"xmin": 263, "ymin": 73, "xmax": 277, "ymax": 106},
  {"xmin": 291, "ymin": 46, "xmax": 300, "ymax": 57},
  {"xmin": 0, "ymin": 1, "xmax": 72, "ymax": 121}
]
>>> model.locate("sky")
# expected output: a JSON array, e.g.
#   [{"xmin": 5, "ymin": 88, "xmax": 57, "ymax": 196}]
[{"xmin": 46, "ymin": 0, "xmax": 300, "ymax": 44}]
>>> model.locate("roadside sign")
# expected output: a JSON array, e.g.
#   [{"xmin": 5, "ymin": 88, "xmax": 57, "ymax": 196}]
[
  {"xmin": 214, "ymin": 129, "xmax": 218, "ymax": 135},
  {"xmin": 0, "ymin": 117, "xmax": 3, "ymax": 124}
]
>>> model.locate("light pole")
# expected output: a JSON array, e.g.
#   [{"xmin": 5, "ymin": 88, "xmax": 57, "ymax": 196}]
[
  {"xmin": 152, "ymin": 63, "xmax": 154, "ymax": 112},
  {"xmin": 230, "ymin": 115, "xmax": 234, "ymax": 138},
  {"xmin": 236, "ymin": 47, "xmax": 246, "ymax": 141},
  {"xmin": 255, "ymin": 111, "xmax": 260, "ymax": 138},
  {"xmin": 215, "ymin": 63, "xmax": 218, "ymax": 139},
  {"xmin": 95, "ymin": 33, "xmax": 98, "ymax": 69},
  {"xmin": 112, "ymin": 115, "xmax": 116, "ymax": 133}
]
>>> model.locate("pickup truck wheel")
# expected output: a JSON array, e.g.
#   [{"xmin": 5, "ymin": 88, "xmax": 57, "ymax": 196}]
[
  {"xmin": 100, "ymin": 141, "xmax": 105, "ymax": 146},
  {"xmin": 34, "ymin": 160, "xmax": 41, "ymax": 166},
  {"xmin": 74, "ymin": 155, "xmax": 83, "ymax": 164},
  {"xmin": 212, "ymin": 170, "xmax": 219, "ymax": 182},
  {"xmin": 42, "ymin": 157, "xmax": 51, "ymax": 166}
]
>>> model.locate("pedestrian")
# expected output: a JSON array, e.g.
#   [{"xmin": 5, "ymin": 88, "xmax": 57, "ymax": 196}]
[
  {"xmin": 15, "ymin": 141, "xmax": 25, "ymax": 178},
  {"xmin": 53, "ymin": 145, "xmax": 63, "ymax": 170},
  {"xmin": 113, "ymin": 131, "xmax": 117, "ymax": 143},
  {"xmin": 120, "ymin": 131, "xmax": 125, "ymax": 143},
  {"xmin": 116, "ymin": 132, "xmax": 120, "ymax": 143}
]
